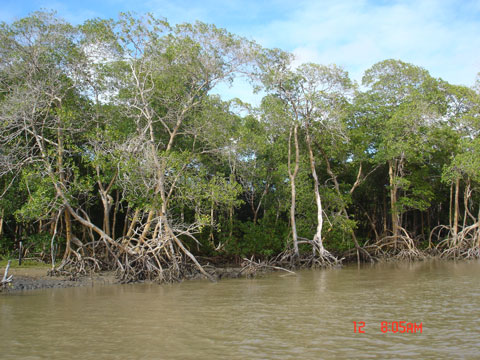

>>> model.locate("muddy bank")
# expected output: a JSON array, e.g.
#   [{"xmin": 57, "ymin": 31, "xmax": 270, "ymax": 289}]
[
  {"xmin": 0, "ymin": 266, "xmax": 117, "ymax": 293},
  {"xmin": 0, "ymin": 263, "xmax": 250, "ymax": 293},
  {"xmin": 0, "ymin": 255, "xmax": 342, "ymax": 293},
  {"xmin": 1, "ymin": 253, "xmax": 348, "ymax": 293},
  {"xmin": 4, "ymin": 276, "xmax": 87, "ymax": 291},
  {"xmin": 210, "ymin": 266, "xmax": 244, "ymax": 279}
]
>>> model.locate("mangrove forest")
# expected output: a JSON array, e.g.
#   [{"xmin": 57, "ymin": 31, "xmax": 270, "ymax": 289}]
[{"xmin": 1, "ymin": 12, "xmax": 479, "ymax": 282}]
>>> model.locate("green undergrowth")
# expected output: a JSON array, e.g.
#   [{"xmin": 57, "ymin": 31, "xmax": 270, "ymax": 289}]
[{"xmin": 0, "ymin": 259, "xmax": 50, "ymax": 269}]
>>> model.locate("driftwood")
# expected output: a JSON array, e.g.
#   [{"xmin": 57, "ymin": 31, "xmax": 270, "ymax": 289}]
[{"xmin": 1, "ymin": 260, "xmax": 13, "ymax": 287}]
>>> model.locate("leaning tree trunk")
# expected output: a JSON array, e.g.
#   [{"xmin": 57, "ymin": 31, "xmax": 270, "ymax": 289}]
[
  {"xmin": 305, "ymin": 128, "xmax": 327, "ymax": 256},
  {"xmin": 253, "ymin": 184, "xmax": 269, "ymax": 225},
  {"xmin": 97, "ymin": 169, "xmax": 117, "ymax": 239}
]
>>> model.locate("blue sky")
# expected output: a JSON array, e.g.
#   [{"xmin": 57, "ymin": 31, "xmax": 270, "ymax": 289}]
[{"xmin": 2, "ymin": 0, "xmax": 480, "ymax": 104}]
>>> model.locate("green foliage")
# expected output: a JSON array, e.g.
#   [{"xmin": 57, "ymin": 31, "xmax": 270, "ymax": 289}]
[
  {"xmin": 225, "ymin": 212, "xmax": 288, "ymax": 258},
  {"xmin": 0, "ymin": 237, "xmax": 13, "ymax": 258},
  {"xmin": 324, "ymin": 219, "xmax": 356, "ymax": 252},
  {"xmin": 441, "ymin": 84, "xmax": 480, "ymax": 185},
  {"xmin": 389, "ymin": 164, "xmax": 433, "ymax": 213},
  {"xmin": 15, "ymin": 168, "xmax": 58, "ymax": 222},
  {"xmin": 23, "ymin": 232, "xmax": 57, "ymax": 257}
]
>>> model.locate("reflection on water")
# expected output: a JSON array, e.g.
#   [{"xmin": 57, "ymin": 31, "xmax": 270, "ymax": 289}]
[{"xmin": 1, "ymin": 260, "xmax": 480, "ymax": 359}]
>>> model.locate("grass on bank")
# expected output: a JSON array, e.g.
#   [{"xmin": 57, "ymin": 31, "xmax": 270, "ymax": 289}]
[{"xmin": 0, "ymin": 258, "xmax": 51, "ymax": 269}]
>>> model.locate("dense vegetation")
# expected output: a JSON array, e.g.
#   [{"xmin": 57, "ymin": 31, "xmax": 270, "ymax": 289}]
[{"xmin": 1, "ymin": 12, "xmax": 479, "ymax": 281}]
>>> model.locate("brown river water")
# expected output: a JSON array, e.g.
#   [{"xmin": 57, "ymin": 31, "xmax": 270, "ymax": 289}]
[{"xmin": 1, "ymin": 260, "xmax": 480, "ymax": 359}]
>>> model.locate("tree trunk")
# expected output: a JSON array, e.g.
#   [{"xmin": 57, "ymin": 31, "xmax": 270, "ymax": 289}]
[
  {"xmin": 229, "ymin": 206, "xmax": 234, "ymax": 243},
  {"xmin": 477, "ymin": 202, "xmax": 480, "ymax": 248},
  {"xmin": 97, "ymin": 168, "xmax": 117, "ymax": 238},
  {"xmin": 100, "ymin": 192, "xmax": 112, "ymax": 238},
  {"xmin": 253, "ymin": 185, "xmax": 269, "ymax": 225},
  {"xmin": 421, "ymin": 210, "xmax": 425, "ymax": 244},
  {"xmin": 449, "ymin": 181, "xmax": 453, "ymax": 230},
  {"xmin": 305, "ymin": 128, "xmax": 325, "ymax": 255},
  {"xmin": 126, "ymin": 209, "xmax": 140, "ymax": 238},
  {"xmin": 427, "ymin": 207, "xmax": 431, "ymax": 238},
  {"xmin": 0, "ymin": 208, "xmax": 3, "ymax": 237},
  {"xmin": 453, "ymin": 177, "xmax": 460, "ymax": 243},
  {"xmin": 383, "ymin": 189, "xmax": 388, "ymax": 236},
  {"xmin": 388, "ymin": 160, "xmax": 399, "ymax": 239},
  {"xmin": 62, "ymin": 210, "xmax": 72, "ymax": 261},
  {"xmin": 122, "ymin": 206, "xmax": 130, "ymax": 238},
  {"xmin": 139, "ymin": 210, "xmax": 155, "ymax": 243},
  {"xmin": 111, "ymin": 190, "xmax": 120, "ymax": 240},
  {"xmin": 365, "ymin": 210, "xmax": 379, "ymax": 241},
  {"xmin": 228, "ymin": 171, "xmax": 235, "ymax": 243},
  {"xmin": 462, "ymin": 182, "xmax": 471, "ymax": 231},
  {"xmin": 209, "ymin": 196, "xmax": 215, "ymax": 245},
  {"xmin": 288, "ymin": 125, "xmax": 300, "ymax": 257},
  {"xmin": 57, "ymin": 123, "xmax": 72, "ymax": 261},
  {"xmin": 412, "ymin": 210, "xmax": 417, "ymax": 237}
]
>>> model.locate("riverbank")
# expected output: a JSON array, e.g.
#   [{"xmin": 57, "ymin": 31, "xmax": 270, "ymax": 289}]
[
  {"xmin": 0, "ymin": 255, "xmax": 430, "ymax": 293},
  {"xmin": 0, "ymin": 262, "xmax": 248, "ymax": 293},
  {"xmin": 0, "ymin": 263, "xmax": 119, "ymax": 292},
  {"xmin": 1, "ymin": 249, "xmax": 475, "ymax": 293}
]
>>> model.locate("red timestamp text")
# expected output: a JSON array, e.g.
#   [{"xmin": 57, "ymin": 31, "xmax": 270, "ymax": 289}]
[
  {"xmin": 353, "ymin": 321, "xmax": 366, "ymax": 333},
  {"xmin": 353, "ymin": 321, "xmax": 422, "ymax": 334},
  {"xmin": 381, "ymin": 321, "xmax": 422, "ymax": 333}
]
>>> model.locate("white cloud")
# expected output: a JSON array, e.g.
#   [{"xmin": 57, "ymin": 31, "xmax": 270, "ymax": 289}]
[
  {"xmin": 2, "ymin": 0, "xmax": 478, "ymax": 104},
  {"xmin": 253, "ymin": 0, "xmax": 480, "ymax": 86},
  {"xmin": 168, "ymin": 0, "xmax": 480, "ymax": 102},
  {"xmin": 155, "ymin": 0, "xmax": 480, "ymax": 103}
]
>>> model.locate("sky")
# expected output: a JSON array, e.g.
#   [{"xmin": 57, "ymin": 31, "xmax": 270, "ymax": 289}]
[{"xmin": 2, "ymin": 0, "xmax": 480, "ymax": 104}]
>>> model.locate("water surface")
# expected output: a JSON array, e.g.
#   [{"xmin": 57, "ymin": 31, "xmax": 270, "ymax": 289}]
[{"xmin": 1, "ymin": 260, "xmax": 479, "ymax": 359}]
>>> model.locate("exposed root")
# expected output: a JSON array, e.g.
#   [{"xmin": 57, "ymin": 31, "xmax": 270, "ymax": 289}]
[
  {"xmin": 305, "ymin": 246, "xmax": 343, "ymax": 267},
  {"xmin": 240, "ymin": 256, "xmax": 296, "ymax": 278},
  {"xmin": 340, "ymin": 244, "xmax": 378, "ymax": 263},
  {"xmin": 371, "ymin": 227, "xmax": 426, "ymax": 261},
  {"xmin": 49, "ymin": 215, "xmax": 216, "ymax": 283},
  {"xmin": 434, "ymin": 223, "xmax": 480, "ymax": 260},
  {"xmin": 269, "ymin": 243, "xmax": 343, "ymax": 270}
]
